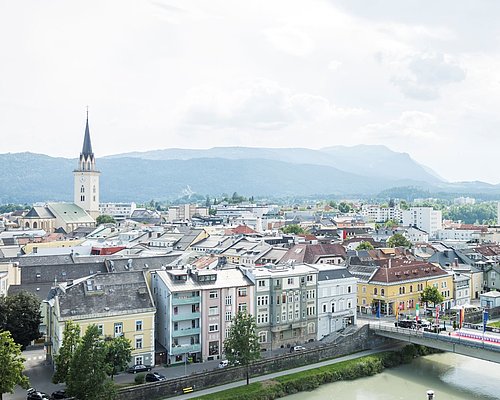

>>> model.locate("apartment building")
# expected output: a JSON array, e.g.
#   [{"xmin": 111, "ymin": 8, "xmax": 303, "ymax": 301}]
[
  {"xmin": 46, "ymin": 271, "xmax": 155, "ymax": 367},
  {"xmin": 152, "ymin": 267, "xmax": 254, "ymax": 364},
  {"xmin": 242, "ymin": 264, "xmax": 318, "ymax": 351},
  {"xmin": 167, "ymin": 204, "xmax": 209, "ymax": 222},
  {"xmin": 99, "ymin": 202, "xmax": 137, "ymax": 221},
  {"xmin": 402, "ymin": 207, "xmax": 442, "ymax": 238},
  {"xmin": 312, "ymin": 265, "xmax": 357, "ymax": 340}
]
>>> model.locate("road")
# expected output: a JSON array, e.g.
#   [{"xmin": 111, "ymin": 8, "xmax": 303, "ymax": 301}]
[{"xmin": 4, "ymin": 343, "xmax": 310, "ymax": 400}]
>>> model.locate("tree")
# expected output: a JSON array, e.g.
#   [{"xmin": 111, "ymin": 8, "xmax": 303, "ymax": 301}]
[
  {"xmin": 281, "ymin": 224, "xmax": 306, "ymax": 235},
  {"xmin": 356, "ymin": 241, "xmax": 374, "ymax": 250},
  {"xmin": 67, "ymin": 325, "xmax": 116, "ymax": 400},
  {"xmin": 0, "ymin": 331, "xmax": 30, "ymax": 400},
  {"xmin": 387, "ymin": 233, "xmax": 412, "ymax": 248},
  {"xmin": 104, "ymin": 335, "xmax": 132, "ymax": 380},
  {"xmin": 96, "ymin": 215, "xmax": 116, "ymax": 225},
  {"xmin": 0, "ymin": 291, "xmax": 42, "ymax": 349},
  {"xmin": 384, "ymin": 219, "xmax": 399, "ymax": 228},
  {"xmin": 224, "ymin": 312, "xmax": 260, "ymax": 385},
  {"xmin": 420, "ymin": 286, "xmax": 444, "ymax": 308},
  {"xmin": 338, "ymin": 202, "xmax": 351, "ymax": 213},
  {"xmin": 53, "ymin": 321, "xmax": 81, "ymax": 384}
]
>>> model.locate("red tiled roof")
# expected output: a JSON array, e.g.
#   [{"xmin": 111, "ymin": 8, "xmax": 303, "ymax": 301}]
[
  {"xmin": 224, "ymin": 225, "xmax": 258, "ymax": 235},
  {"xmin": 370, "ymin": 261, "xmax": 448, "ymax": 284}
]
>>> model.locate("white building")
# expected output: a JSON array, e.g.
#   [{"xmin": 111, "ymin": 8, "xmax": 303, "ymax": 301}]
[
  {"xmin": 402, "ymin": 207, "xmax": 442, "ymax": 238},
  {"xmin": 436, "ymin": 229, "xmax": 481, "ymax": 242},
  {"xmin": 312, "ymin": 265, "xmax": 357, "ymax": 340},
  {"xmin": 99, "ymin": 202, "xmax": 137, "ymax": 221},
  {"xmin": 360, "ymin": 205, "xmax": 403, "ymax": 223},
  {"xmin": 453, "ymin": 197, "xmax": 476, "ymax": 205},
  {"xmin": 167, "ymin": 204, "xmax": 209, "ymax": 222},
  {"xmin": 405, "ymin": 226, "xmax": 429, "ymax": 243}
]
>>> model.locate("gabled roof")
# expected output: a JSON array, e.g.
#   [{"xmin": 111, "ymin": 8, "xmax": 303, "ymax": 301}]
[
  {"xmin": 280, "ymin": 243, "xmax": 346, "ymax": 265},
  {"xmin": 370, "ymin": 261, "xmax": 448, "ymax": 284},
  {"xmin": 24, "ymin": 206, "xmax": 55, "ymax": 219},
  {"xmin": 224, "ymin": 225, "xmax": 258, "ymax": 235},
  {"xmin": 47, "ymin": 203, "xmax": 94, "ymax": 224}
]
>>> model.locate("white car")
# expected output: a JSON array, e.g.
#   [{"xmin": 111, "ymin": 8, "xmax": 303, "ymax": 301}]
[
  {"xmin": 218, "ymin": 360, "xmax": 229, "ymax": 368},
  {"xmin": 290, "ymin": 345, "xmax": 306, "ymax": 352}
]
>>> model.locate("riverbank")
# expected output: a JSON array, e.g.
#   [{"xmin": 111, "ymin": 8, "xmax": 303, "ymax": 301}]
[{"xmin": 190, "ymin": 345, "xmax": 437, "ymax": 400}]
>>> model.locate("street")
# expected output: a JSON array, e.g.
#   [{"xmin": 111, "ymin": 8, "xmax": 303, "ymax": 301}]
[{"xmin": 4, "ymin": 343, "xmax": 302, "ymax": 400}]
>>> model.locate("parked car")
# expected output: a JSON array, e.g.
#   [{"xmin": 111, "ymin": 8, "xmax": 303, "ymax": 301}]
[
  {"xmin": 27, "ymin": 388, "xmax": 50, "ymax": 400},
  {"xmin": 395, "ymin": 319, "xmax": 430, "ymax": 329},
  {"xmin": 218, "ymin": 359, "xmax": 229, "ymax": 368},
  {"xmin": 50, "ymin": 390, "xmax": 69, "ymax": 399},
  {"xmin": 145, "ymin": 372, "xmax": 166, "ymax": 382},
  {"xmin": 290, "ymin": 345, "xmax": 306, "ymax": 353},
  {"xmin": 126, "ymin": 364, "xmax": 152, "ymax": 374}
]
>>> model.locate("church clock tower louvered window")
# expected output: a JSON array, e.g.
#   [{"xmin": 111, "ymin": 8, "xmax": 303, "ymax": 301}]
[{"xmin": 73, "ymin": 110, "xmax": 100, "ymax": 219}]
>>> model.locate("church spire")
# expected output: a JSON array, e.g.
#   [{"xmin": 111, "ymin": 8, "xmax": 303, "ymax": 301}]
[{"xmin": 81, "ymin": 107, "xmax": 93, "ymax": 157}]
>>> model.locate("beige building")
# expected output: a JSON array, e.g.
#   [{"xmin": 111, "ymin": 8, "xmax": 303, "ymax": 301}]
[{"xmin": 0, "ymin": 262, "xmax": 21, "ymax": 296}]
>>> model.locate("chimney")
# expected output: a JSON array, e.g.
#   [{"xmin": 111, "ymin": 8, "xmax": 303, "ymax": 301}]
[{"xmin": 388, "ymin": 259, "xmax": 392, "ymax": 268}]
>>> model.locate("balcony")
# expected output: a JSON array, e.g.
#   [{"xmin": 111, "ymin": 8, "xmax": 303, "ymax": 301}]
[
  {"xmin": 172, "ymin": 296, "xmax": 200, "ymax": 306},
  {"xmin": 170, "ymin": 343, "xmax": 201, "ymax": 355},
  {"xmin": 172, "ymin": 327, "xmax": 201, "ymax": 337},
  {"xmin": 172, "ymin": 312, "xmax": 200, "ymax": 322}
]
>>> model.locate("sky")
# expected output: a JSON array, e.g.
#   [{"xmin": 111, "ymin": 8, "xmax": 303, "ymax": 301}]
[{"xmin": 0, "ymin": 0, "xmax": 499, "ymax": 184}]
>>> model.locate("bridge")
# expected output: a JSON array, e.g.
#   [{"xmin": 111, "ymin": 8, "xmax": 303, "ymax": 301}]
[{"xmin": 370, "ymin": 323, "xmax": 500, "ymax": 364}]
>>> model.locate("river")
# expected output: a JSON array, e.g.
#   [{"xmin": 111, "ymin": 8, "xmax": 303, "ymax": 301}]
[{"xmin": 283, "ymin": 353, "xmax": 500, "ymax": 400}]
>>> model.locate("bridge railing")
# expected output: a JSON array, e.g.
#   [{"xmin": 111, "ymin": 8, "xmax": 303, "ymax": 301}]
[{"xmin": 370, "ymin": 323, "xmax": 500, "ymax": 352}]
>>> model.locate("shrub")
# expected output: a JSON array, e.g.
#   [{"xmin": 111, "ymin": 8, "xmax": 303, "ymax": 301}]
[{"xmin": 134, "ymin": 373, "xmax": 145, "ymax": 384}]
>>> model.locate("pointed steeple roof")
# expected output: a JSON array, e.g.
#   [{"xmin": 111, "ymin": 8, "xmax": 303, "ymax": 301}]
[{"xmin": 81, "ymin": 109, "xmax": 93, "ymax": 156}]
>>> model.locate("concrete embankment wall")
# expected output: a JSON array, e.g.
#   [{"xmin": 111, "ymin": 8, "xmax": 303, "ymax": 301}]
[{"xmin": 118, "ymin": 325, "xmax": 394, "ymax": 400}]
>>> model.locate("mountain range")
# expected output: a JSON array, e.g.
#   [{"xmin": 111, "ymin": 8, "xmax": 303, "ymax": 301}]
[{"xmin": 0, "ymin": 145, "xmax": 499, "ymax": 203}]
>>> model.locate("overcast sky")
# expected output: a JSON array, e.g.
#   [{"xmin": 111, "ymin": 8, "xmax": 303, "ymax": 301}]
[{"xmin": 1, "ymin": 0, "xmax": 499, "ymax": 183}]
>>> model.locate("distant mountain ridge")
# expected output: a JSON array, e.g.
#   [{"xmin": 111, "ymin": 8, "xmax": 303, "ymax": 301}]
[
  {"xmin": 0, "ymin": 147, "xmax": 499, "ymax": 203},
  {"xmin": 105, "ymin": 145, "xmax": 443, "ymax": 184}
]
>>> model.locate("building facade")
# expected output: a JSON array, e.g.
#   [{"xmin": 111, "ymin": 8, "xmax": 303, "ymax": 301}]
[
  {"xmin": 152, "ymin": 267, "xmax": 254, "ymax": 364},
  {"xmin": 402, "ymin": 207, "xmax": 442, "ymax": 238}
]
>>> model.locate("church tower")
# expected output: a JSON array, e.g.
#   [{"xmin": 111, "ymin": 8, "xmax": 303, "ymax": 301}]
[{"xmin": 73, "ymin": 111, "xmax": 100, "ymax": 220}]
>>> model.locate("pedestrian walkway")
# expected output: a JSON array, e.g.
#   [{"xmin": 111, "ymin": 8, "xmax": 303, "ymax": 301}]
[{"xmin": 172, "ymin": 345, "xmax": 395, "ymax": 400}]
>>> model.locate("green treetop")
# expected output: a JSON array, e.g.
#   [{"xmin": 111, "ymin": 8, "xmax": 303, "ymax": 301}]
[
  {"xmin": 0, "ymin": 331, "xmax": 30, "ymax": 400},
  {"xmin": 53, "ymin": 321, "xmax": 81, "ymax": 384},
  {"xmin": 387, "ymin": 233, "xmax": 412, "ymax": 248},
  {"xmin": 224, "ymin": 312, "xmax": 260, "ymax": 385},
  {"xmin": 420, "ymin": 286, "xmax": 444, "ymax": 308},
  {"xmin": 281, "ymin": 224, "xmax": 306, "ymax": 235},
  {"xmin": 356, "ymin": 241, "xmax": 374, "ymax": 250}
]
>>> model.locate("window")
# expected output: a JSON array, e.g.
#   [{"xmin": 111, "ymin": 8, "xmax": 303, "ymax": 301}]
[
  {"xmin": 331, "ymin": 303, "xmax": 335, "ymax": 313},
  {"xmin": 362, "ymin": 286, "xmax": 366, "ymax": 293},
  {"xmin": 347, "ymin": 286, "xmax": 351, "ymax": 293},
  {"xmin": 257, "ymin": 313, "xmax": 269, "ymax": 324},
  {"xmin": 80, "ymin": 185, "xmax": 85, "ymax": 193},
  {"xmin": 381, "ymin": 289, "xmax": 385, "ymax": 297},
  {"xmin": 238, "ymin": 287, "xmax": 247, "ymax": 297},
  {"xmin": 288, "ymin": 311, "xmax": 293, "ymax": 320},
  {"xmin": 258, "ymin": 280, "xmax": 266, "ymax": 287},
  {"xmin": 209, "ymin": 306, "xmax": 219, "ymax": 316},
  {"xmin": 209, "ymin": 324, "xmax": 219, "ymax": 332},
  {"xmin": 238, "ymin": 303, "xmax": 248, "ymax": 313},
  {"xmin": 442, "ymin": 281, "xmax": 447, "ymax": 288},
  {"xmin": 114, "ymin": 323, "xmax": 123, "ymax": 337},
  {"xmin": 374, "ymin": 288, "xmax": 378, "ymax": 295},
  {"xmin": 287, "ymin": 278, "xmax": 294, "ymax": 285},
  {"xmin": 308, "ymin": 322, "xmax": 315, "ymax": 334},
  {"xmin": 322, "ymin": 304, "xmax": 327, "ymax": 313},
  {"xmin": 209, "ymin": 291, "xmax": 218, "ymax": 299},
  {"xmin": 135, "ymin": 336, "xmax": 143, "ymax": 350},
  {"xmin": 257, "ymin": 296, "xmax": 269, "ymax": 306},
  {"xmin": 135, "ymin": 320, "xmax": 143, "ymax": 331},
  {"xmin": 307, "ymin": 275, "xmax": 313, "ymax": 282},
  {"xmin": 225, "ymin": 295, "xmax": 232, "ymax": 305},
  {"xmin": 225, "ymin": 327, "xmax": 231, "ymax": 338},
  {"xmin": 209, "ymin": 341, "xmax": 219, "ymax": 356},
  {"xmin": 225, "ymin": 311, "xmax": 232, "ymax": 321},
  {"xmin": 275, "ymin": 279, "xmax": 280, "ymax": 286},
  {"xmin": 135, "ymin": 356, "xmax": 143, "ymax": 365},
  {"xmin": 258, "ymin": 331, "xmax": 267, "ymax": 343},
  {"xmin": 409, "ymin": 285, "xmax": 413, "ymax": 293},
  {"xmin": 97, "ymin": 324, "xmax": 104, "ymax": 336}
]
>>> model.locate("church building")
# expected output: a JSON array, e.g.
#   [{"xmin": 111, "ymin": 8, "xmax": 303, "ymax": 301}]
[
  {"xmin": 18, "ymin": 113, "xmax": 99, "ymax": 233},
  {"xmin": 73, "ymin": 112, "xmax": 100, "ymax": 219}
]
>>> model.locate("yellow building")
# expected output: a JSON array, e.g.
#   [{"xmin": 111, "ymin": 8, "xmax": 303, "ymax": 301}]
[
  {"xmin": 356, "ymin": 261, "xmax": 453, "ymax": 316},
  {"xmin": 0, "ymin": 262, "xmax": 21, "ymax": 297},
  {"xmin": 22, "ymin": 239, "xmax": 85, "ymax": 255},
  {"xmin": 46, "ymin": 271, "xmax": 156, "ymax": 367}
]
